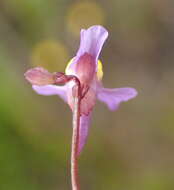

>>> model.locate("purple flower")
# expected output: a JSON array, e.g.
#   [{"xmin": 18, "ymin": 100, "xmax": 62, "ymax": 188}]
[{"xmin": 25, "ymin": 25, "xmax": 137, "ymax": 154}]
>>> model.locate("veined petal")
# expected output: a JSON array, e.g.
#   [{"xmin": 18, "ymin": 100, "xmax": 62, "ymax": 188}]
[
  {"xmin": 24, "ymin": 67, "xmax": 55, "ymax": 86},
  {"xmin": 78, "ymin": 113, "xmax": 92, "ymax": 155},
  {"xmin": 32, "ymin": 85, "xmax": 67, "ymax": 102},
  {"xmin": 97, "ymin": 87, "xmax": 137, "ymax": 111},
  {"xmin": 68, "ymin": 25, "xmax": 108, "ymax": 71},
  {"xmin": 67, "ymin": 81, "xmax": 96, "ymax": 115}
]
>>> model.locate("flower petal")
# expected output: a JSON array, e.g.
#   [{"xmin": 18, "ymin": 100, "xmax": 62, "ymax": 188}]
[
  {"xmin": 32, "ymin": 85, "xmax": 67, "ymax": 102},
  {"xmin": 77, "ymin": 25, "xmax": 108, "ymax": 60},
  {"xmin": 78, "ymin": 113, "xmax": 92, "ymax": 155},
  {"xmin": 97, "ymin": 87, "xmax": 138, "ymax": 111},
  {"xmin": 69, "ymin": 25, "xmax": 108, "ymax": 71}
]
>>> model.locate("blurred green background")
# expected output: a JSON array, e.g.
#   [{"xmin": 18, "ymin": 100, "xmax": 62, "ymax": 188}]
[{"xmin": 0, "ymin": 0, "xmax": 174, "ymax": 189}]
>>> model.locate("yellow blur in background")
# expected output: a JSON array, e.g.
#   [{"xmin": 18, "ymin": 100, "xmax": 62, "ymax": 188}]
[
  {"xmin": 31, "ymin": 40, "xmax": 69, "ymax": 72},
  {"xmin": 67, "ymin": 1, "xmax": 105, "ymax": 36}
]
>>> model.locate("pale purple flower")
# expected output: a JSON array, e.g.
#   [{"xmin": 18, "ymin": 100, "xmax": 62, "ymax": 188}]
[{"xmin": 25, "ymin": 25, "xmax": 137, "ymax": 154}]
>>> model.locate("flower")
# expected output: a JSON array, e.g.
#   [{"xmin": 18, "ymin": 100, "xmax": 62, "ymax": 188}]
[{"xmin": 25, "ymin": 25, "xmax": 137, "ymax": 154}]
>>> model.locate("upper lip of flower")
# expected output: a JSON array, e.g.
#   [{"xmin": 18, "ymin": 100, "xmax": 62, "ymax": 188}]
[
  {"xmin": 24, "ymin": 25, "xmax": 138, "ymax": 154},
  {"xmin": 65, "ymin": 25, "xmax": 108, "ymax": 75}
]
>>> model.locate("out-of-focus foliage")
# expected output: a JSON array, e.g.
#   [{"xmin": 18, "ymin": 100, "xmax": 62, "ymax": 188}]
[{"xmin": 0, "ymin": 0, "xmax": 174, "ymax": 189}]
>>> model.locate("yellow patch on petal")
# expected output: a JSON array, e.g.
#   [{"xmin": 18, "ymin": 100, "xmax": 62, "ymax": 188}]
[
  {"xmin": 65, "ymin": 58, "xmax": 75, "ymax": 75},
  {"xmin": 97, "ymin": 60, "xmax": 103, "ymax": 80}
]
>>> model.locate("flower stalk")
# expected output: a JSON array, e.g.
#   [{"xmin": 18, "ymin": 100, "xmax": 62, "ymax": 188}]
[
  {"xmin": 71, "ymin": 95, "xmax": 81, "ymax": 190},
  {"xmin": 54, "ymin": 74, "xmax": 82, "ymax": 190},
  {"xmin": 70, "ymin": 77, "xmax": 81, "ymax": 190}
]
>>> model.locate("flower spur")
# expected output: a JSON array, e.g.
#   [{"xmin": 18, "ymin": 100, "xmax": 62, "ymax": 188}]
[{"xmin": 25, "ymin": 25, "xmax": 137, "ymax": 190}]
